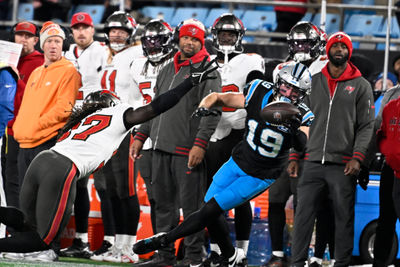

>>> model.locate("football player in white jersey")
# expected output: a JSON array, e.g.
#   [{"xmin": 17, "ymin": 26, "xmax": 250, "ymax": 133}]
[
  {"xmin": 130, "ymin": 18, "xmax": 175, "ymax": 237},
  {"xmin": 203, "ymin": 13, "xmax": 265, "ymax": 265},
  {"xmin": 267, "ymin": 21, "xmax": 331, "ymax": 267},
  {"xmin": 272, "ymin": 21, "xmax": 328, "ymax": 82},
  {"xmin": 60, "ymin": 12, "xmax": 109, "ymax": 259},
  {"xmin": 0, "ymin": 58, "xmax": 216, "ymax": 255},
  {"xmin": 90, "ymin": 11, "xmax": 144, "ymax": 263}
]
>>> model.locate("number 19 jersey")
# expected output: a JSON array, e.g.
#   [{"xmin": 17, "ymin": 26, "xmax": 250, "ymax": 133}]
[{"xmin": 231, "ymin": 79, "xmax": 314, "ymax": 180}]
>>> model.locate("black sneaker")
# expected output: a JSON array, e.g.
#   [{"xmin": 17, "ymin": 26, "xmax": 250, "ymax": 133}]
[
  {"xmin": 264, "ymin": 255, "xmax": 287, "ymax": 267},
  {"xmin": 59, "ymin": 238, "xmax": 92, "ymax": 258},
  {"xmin": 132, "ymin": 252, "xmax": 176, "ymax": 267},
  {"xmin": 133, "ymin": 232, "xmax": 168, "ymax": 255},
  {"xmin": 92, "ymin": 240, "xmax": 112, "ymax": 256},
  {"xmin": 218, "ymin": 248, "xmax": 247, "ymax": 267},
  {"xmin": 202, "ymin": 251, "xmax": 222, "ymax": 267}
]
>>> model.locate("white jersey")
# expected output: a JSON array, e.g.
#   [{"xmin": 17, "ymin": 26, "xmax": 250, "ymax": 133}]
[
  {"xmin": 130, "ymin": 55, "xmax": 173, "ymax": 149},
  {"xmin": 272, "ymin": 55, "xmax": 329, "ymax": 83},
  {"xmin": 100, "ymin": 45, "xmax": 144, "ymax": 108},
  {"xmin": 64, "ymin": 41, "xmax": 108, "ymax": 107},
  {"xmin": 210, "ymin": 53, "xmax": 265, "ymax": 141},
  {"xmin": 52, "ymin": 103, "xmax": 131, "ymax": 178}
]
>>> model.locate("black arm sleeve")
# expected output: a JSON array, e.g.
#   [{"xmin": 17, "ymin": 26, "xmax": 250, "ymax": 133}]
[
  {"xmin": 292, "ymin": 130, "xmax": 307, "ymax": 152},
  {"xmin": 246, "ymin": 71, "xmax": 265, "ymax": 84},
  {"xmin": 124, "ymin": 78, "xmax": 194, "ymax": 129}
]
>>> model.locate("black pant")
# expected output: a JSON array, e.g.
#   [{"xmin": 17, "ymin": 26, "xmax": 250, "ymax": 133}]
[
  {"xmin": 17, "ymin": 137, "xmax": 57, "ymax": 205},
  {"xmin": 375, "ymin": 164, "xmax": 398, "ymax": 266},
  {"xmin": 3, "ymin": 135, "xmax": 20, "ymax": 208},
  {"xmin": 291, "ymin": 161, "xmax": 356, "ymax": 267}
]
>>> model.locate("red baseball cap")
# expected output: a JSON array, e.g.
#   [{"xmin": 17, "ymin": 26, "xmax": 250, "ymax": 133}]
[
  {"xmin": 15, "ymin": 21, "xmax": 37, "ymax": 35},
  {"xmin": 71, "ymin": 12, "xmax": 94, "ymax": 27}
]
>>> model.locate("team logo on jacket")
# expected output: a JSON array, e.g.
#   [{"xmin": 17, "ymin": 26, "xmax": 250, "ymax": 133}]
[{"xmin": 345, "ymin": 85, "xmax": 355, "ymax": 94}]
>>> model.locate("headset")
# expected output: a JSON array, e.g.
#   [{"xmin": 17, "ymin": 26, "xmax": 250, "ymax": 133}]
[{"xmin": 10, "ymin": 21, "xmax": 40, "ymax": 41}]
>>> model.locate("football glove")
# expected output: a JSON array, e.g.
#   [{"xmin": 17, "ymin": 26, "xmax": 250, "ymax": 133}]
[
  {"xmin": 192, "ymin": 107, "xmax": 221, "ymax": 118},
  {"xmin": 283, "ymin": 112, "xmax": 302, "ymax": 134},
  {"xmin": 189, "ymin": 56, "xmax": 218, "ymax": 85},
  {"xmin": 357, "ymin": 166, "xmax": 369, "ymax": 190}
]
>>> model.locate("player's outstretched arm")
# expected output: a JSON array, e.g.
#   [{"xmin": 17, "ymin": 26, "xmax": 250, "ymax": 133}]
[
  {"xmin": 124, "ymin": 56, "xmax": 218, "ymax": 128},
  {"xmin": 192, "ymin": 92, "xmax": 245, "ymax": 117}
]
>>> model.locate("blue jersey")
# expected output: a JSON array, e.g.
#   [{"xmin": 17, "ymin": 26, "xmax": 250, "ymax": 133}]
[{"xmin": 231, "ymin": 79, "xmax": 314, "ymax": 179}]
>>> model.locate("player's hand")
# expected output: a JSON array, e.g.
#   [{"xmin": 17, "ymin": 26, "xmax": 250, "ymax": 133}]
[
  {"xmin": 287, "ymin": 160, "xmax": 299, "ymax": 178},
  {"xmin": 357, "ymin": 166, "xmax": 369, "ymax": 190},
  {"xmin": 129, "ymin": 139, "xmax": 144, "ymax": 161},
  {"xmin": 191, "ymin": 107, "xmax": 221, "ymax": 118},
  {"xmin": 344, "ymin": 158, "xmax": 361, "ymax": 176},
  {"xmin": 283, "ymin": 112, "xmax": 302, "ymax": 133},
  {"xmin": 188, "ymin": 146, "xmax": 206, "ymax": 169},
  {"xmin": 189, "ymin": 56, "xmax": 218, "ymax": 85}
]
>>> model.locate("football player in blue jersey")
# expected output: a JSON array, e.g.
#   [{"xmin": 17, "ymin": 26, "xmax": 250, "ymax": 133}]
[{"xmin": 133, "ymin": 62, "xmax": 314, "ymax": 267}]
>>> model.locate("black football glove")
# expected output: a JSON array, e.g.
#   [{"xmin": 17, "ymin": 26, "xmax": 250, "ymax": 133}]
[
  {"xmin": 189, "ymin": 56, "xmax": 218, "ymax": 85},
  {"xmin": 357, "ymin": 166, "xmax": 369, "ymax": 190},
  {"xmin": 283, "ymin": 112, "xmax": 302, "ymax": 134},
  {"xmin": 192, "ymin": 107, "xmax": 221, "ymax": 118}
]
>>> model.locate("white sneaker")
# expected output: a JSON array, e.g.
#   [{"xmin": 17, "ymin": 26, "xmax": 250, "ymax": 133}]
[
  {"xmin": 102, "ymin": 245, "xmax": 123, "ymax": 263},
  {"xmin": 2, "ymin": 252, "xmax": 25, "ymax": 260},
  {"xmin": 24, "ymin": 249, "xmax": 58, "ymax": 262},
  {"xmin": 90, "ymin": 248, "xmax": 113, "ymax": 262},
  {"xmin": 121, "ymin": 244, "xmax": 139, "ymax": 263},
  {"xmin": 228, "ymin": 248, "xmax": 246, "ymax": 267}
]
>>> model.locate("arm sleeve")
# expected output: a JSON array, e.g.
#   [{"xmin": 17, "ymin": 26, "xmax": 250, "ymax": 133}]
[{"xmin": 124, "ymin": 78, "xmax": 195, "ymax": 129}]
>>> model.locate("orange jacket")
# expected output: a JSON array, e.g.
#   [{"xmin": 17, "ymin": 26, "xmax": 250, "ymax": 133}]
[{"xmin": 13, "ymin": 57, "xmax": 81, "ymax": 148}]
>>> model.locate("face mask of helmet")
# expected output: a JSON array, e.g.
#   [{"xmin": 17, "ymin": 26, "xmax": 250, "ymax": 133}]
[
  {"xmin": 287, "ymin": 22, "xmax": 323, "ymax": 63},
  {"xmin": 274, "ymin": 62, "xmax": 312, "ymax": 105},
  {"xmin": 141, "ymin": 34, "xmax": 172, "ymax": 62},
  {"xmin": 211, "ymin": 14, "xmax": 245, "ymax": 57}
]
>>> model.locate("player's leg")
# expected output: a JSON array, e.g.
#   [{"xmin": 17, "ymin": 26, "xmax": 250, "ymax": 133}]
[
  {"xmin": 90, "ymin": 167, "xmax": 115, "ymax": 261},
  {"xmin": 111, "ymin": 134, "xmax": 140, "ymax": 263},
  {"xmin": 134, "ymin": 157, "xmax": 272, "ymax": 262},
  {"xmin": 266, "ymin": 165, "xmax": 292, "ymax": 266},
  {"xmin": 59, "ymin": 175, "xmax": 92, "ymax": 258}
]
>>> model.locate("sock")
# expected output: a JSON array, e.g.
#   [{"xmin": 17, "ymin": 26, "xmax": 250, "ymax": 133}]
[
  {"xmin": 236, "ymin": 240, "xmax": 249, "ymax": 255},
  {"xmin": 0, "ymin": 231, "xmax": 48, "ymax": 252},
  {"xmin": 272, "ymin": 251, "xmax": 284, "ymax": 257},
  {"xmin": 75, "ymin": 232, "xmax": 88, "ymax": 243},
  {"xmin": 104, "ymin": 235, "xmax": 114, "ymax": 245},
  {"xmin": 115, "ymin": 234, "xmax": 124, "ymax": 249},
  {"xmin": 124, "ymin": 235, "xmax": 136, "ymax": 247},
  {"xmin": 210, "ymin": 243, "xmax": 221, "ymax": 254}
]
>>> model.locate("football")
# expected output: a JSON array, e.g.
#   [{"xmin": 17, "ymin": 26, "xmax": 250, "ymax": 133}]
[{"xmin": 260, "ymin": 101, "xmax": 301, "ymax": 125}]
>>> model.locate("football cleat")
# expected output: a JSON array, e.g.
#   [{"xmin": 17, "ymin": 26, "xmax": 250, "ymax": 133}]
[
  {"xmin": 24, "ymin": 249, "xmax": 58, "ymax": 262},
  {"xmin": 133, "ymin": 232, "xmax": 168, "ymax": 255},
  {"xmin": 59, "ymin": 238, "xmax": 92, "ymax": 258}
]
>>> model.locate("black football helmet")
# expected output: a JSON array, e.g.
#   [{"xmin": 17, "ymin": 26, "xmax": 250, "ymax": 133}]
[
  {"xmin": 141, "ymin": 19, "xmax": 173, "ymax": 63},
  {"xmin": 274, "ymin": 62, "xmax": 312, "ymax": 105},
  {"xmin": 211, "ymin": 13, "xmax": 245, "ymax": 54},
  {"xmin": 104, "ymin": 11, "xmax": 137, "ymax": 51},
  {"xmin": 287, "ymin": 21, "xmax": 326, "ymax": 62},
  {"xmin": 84, "ymin": 90, "xmax": 121, "ymax": 108}
]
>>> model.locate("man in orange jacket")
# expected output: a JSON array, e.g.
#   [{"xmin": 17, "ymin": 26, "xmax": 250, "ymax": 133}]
[{"xmin": 13, "ymin": 21, "xmax": 81, "ymax": 201}]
